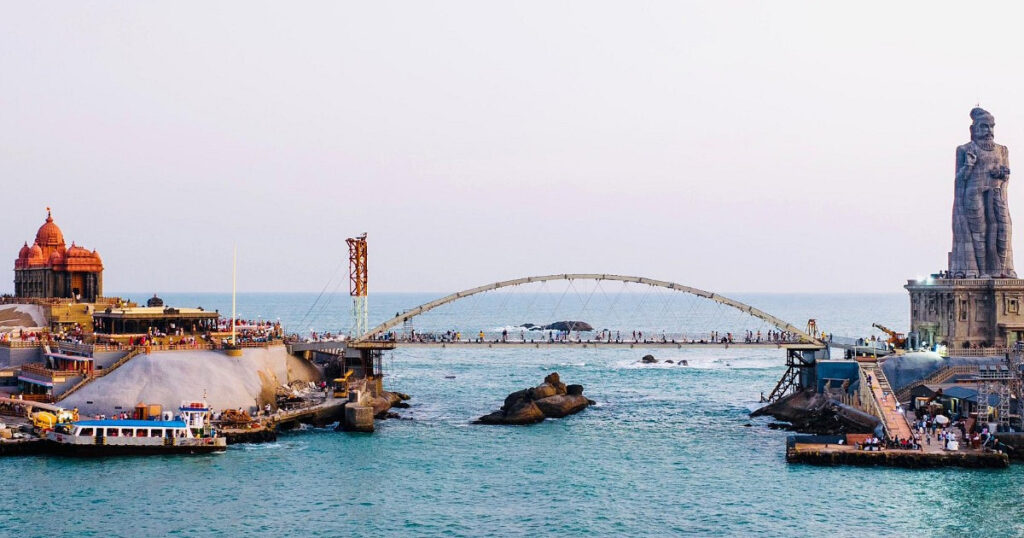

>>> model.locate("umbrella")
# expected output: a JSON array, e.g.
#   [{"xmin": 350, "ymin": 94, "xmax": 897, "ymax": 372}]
[{"xmin": 934, "ymin": 415, "xmax": 950, "ymax": 425}]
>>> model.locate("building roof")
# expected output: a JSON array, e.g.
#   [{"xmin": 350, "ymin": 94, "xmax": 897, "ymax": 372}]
[
  {"xmin": 94, "ymin": 306, "xmax": 218, "ymax": 320},
  {"xmin": 35, "ymin": 209, "xmax": 65, "ymax": 248},
  {"xmin": 15, "ymin": 209, "xmax": 102, "ymax": 272},
  {"xmin": 75, "ymin": 420, "xmax": 187, "ymax": 428}
]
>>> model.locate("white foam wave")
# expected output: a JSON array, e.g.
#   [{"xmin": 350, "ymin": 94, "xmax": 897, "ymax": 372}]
[{"xmin": 613, "ymin": 355, "xmax": 779, "ymax": 370}]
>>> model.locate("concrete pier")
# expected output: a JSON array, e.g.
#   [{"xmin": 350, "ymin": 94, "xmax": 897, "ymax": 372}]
[
  {"xmin": 787, "ymin": 435, "xmax": 1008, "ymax": 468},
  {"xmin": 342, "ymin": 404, "xmax": 374, "ymax": 432}
]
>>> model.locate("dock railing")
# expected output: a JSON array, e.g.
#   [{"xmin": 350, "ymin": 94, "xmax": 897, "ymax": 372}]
[{"xmin": 942, "ymin": 347, "xmax": 1009, "ymax": 358}]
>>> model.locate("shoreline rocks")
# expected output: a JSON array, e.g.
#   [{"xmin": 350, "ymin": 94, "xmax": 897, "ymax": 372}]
[
  {"xmin": 751, "ymin": 390, "xmax": 881, "ymax": 435},
  {"xmin": 474, "ymin": 372, "xmax": 594, "ymax": 425}
]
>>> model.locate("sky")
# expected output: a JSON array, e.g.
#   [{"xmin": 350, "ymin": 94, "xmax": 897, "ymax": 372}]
[{"xmin": 3, "ymin": 2, "xmax": 1024, "ymax": 294}]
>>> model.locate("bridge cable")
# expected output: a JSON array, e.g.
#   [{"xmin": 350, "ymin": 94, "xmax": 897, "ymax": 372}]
[
  {"xmin": 296, "ymin": 256, "xmax": 346, "ymax": 334},
  {"xmin": 630, "ymin": 281, "xmax": 657, "ymax": 340},
  {"xmin": 310, "ymin": 276, "xmax": 347, "ymax": 335},
  {"xmin": 572, "ymin": 279, "xmax": 599, "ymax": 339},
  {"xmin": 596, "ymin": 279, "xmax": 630, "ymax": 340}
]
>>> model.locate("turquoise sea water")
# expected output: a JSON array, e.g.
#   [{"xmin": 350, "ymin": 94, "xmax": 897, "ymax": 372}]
[{"xmin": 3, "ymin": 292, "xmax": 1023, "ymax": 537}]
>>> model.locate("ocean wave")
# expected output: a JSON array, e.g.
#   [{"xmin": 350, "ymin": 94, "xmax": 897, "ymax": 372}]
[{"xmin": 612, "ymin": 356, "xmax": 780, "ymax": 370}]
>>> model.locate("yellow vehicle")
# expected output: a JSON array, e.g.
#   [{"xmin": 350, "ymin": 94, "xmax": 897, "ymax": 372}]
[
  {"xmin": 333, "ymin": 370, "xmax": 354, "ymax": 399},
  {"xmin": 31, "ymin": 408, "xmax": 77, "ymax": 431}
]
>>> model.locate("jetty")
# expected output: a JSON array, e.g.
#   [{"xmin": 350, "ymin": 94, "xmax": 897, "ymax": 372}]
[{"xmin": 784, "ymin": 358, "xmax": 1010, "ymax": 469}]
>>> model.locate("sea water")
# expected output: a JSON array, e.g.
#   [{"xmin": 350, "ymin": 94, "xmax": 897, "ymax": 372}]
[{"xmin": 2, "ymin": 292, "xmax": 1022, "ymax": 537}]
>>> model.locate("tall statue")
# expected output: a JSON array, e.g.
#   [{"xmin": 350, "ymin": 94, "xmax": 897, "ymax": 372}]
[{"xmin": 950, "ymin": 107, "xmax": 1016, "ymax": 278}]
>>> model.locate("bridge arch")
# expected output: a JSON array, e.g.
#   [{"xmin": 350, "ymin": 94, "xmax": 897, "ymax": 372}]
[{"xmin": 356, "ymin": 274, "xmax": 821, "ymax": 345}]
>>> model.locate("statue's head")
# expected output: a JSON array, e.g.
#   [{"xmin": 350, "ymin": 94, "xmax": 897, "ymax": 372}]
[{"xmin": 970, "ymin": 107, "xmax": 996, "ymax": 146}]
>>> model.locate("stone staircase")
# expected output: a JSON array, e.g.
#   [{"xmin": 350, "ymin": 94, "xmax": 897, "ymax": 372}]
[{"xmin": 58, "ymin": 347, "xmax": 142, "ymax": 402}]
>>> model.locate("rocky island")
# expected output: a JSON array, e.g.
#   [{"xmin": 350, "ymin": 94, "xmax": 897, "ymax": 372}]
[{"xmin": 475, "ymin": 372, "xmax": 594, "ymax": 425}]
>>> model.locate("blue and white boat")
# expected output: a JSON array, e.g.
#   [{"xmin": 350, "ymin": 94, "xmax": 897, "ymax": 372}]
[{"xmin": 45, "ymin": 400, "xmax": 226, "ymax": 456}]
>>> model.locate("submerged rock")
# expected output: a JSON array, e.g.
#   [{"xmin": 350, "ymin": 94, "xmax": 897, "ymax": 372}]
[
  {"xmin": 641, "ymin": 354, "xmax": 657, "ymax": 364},
  {"xmin": 474, "ymin": 372, "xmax": 592, "ymax": 425}
]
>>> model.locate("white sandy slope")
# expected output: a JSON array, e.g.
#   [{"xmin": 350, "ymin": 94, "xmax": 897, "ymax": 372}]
[
  {"xmin": 0, "ymin": 304, "xmax": 47, "ymax": 330},
  {"xmin": 60, "ymin": 346, "xmax": 321, "ymax": 415}
]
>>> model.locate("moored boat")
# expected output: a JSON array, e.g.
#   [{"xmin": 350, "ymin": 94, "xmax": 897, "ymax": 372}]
[
  {"xmin": 46, "ymin": 419, "xmax": 226, "ymax": 455},
  {"xmin": 45, "ymin": 399, "xmax": 226, "ymax": 456}
]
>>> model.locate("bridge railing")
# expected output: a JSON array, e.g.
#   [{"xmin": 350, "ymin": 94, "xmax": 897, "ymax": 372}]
[{"xmin": 371, "ymin": 330, "xmax": 812, "ymax": 346}]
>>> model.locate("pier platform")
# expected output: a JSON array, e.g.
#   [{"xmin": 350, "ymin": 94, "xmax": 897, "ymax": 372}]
[{"xmin": 786, "ymin": 435, "xmax": 1008, "ymax": 468}]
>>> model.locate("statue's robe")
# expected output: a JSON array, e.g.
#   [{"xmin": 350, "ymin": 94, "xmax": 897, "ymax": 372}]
[{"xmin": 951, "ymin": 141, "xmax": 1015, "ymax": 278}]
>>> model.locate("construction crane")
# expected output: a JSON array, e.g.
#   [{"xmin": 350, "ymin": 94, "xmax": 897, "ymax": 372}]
[
  {"xmin": 346, "ymin": 233, "xmax": 368, "ymax": 338},
  {"xmin": 871, "ymin": 323, "xmax": 907, "ymax": 348}
]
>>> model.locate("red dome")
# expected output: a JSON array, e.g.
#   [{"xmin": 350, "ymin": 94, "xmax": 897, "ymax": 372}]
[
  {"xmin": 35, "ymin": 209, "xmax": 65, "ymax": 248},
  {"xmin": 26, "ymin": 243, "xmax": 45, "ymax": 267},
  {"xmin": 18, "ymin": 242, "xmax": 29, "ymax": 259},
  {"xmin": 47, "ymin": 250, "xmax": 64, "ymax": 265}
]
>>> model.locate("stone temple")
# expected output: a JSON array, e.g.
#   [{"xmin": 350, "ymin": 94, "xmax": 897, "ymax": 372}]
[
  {"xmin": 906, "ymin": 108, "xmax": 1024, "ymax": 351},
  {"xmin": 13, "ymin": 209, "xmax": 104, "ymax": 302}
]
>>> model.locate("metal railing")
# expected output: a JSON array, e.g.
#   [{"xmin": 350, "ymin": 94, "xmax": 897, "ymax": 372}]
[
  {"xmin": 19, "ymin": 363, "xmax": 83, "ymax": 381},
  {"xmin": 942, "ymin": 347, "xmax": 1009, "ymax": 358},
  {"xmin": 0, "ymin": 340, "xmax": 44, "ymax": 349},
  {"xmin": 896, "ymin": 365, "xmax": 980, "ymax": 401}
]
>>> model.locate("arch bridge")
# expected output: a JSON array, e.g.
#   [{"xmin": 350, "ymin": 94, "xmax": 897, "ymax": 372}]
[{"xmin": 352, "ymin": 273, "xmax": 824, "ymax": 350}]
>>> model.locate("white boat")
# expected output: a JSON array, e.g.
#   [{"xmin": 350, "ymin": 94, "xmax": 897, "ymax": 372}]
[{"xmin": 45, "ymin": 400, "xmax": 226, "ymax": 455}]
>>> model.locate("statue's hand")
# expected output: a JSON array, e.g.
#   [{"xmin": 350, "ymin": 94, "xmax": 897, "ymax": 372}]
[
  {"xmin": 990, "ymin": 166, "xmax": 1011, "ymax": 180},
  {"xmin": 966, "ymin": 151, "xmax": 978, "ymax": 167}
]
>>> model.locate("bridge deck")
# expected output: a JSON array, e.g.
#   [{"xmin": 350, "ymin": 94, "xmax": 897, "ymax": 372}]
[{"xmin": 366, "ymin": 341, "xmax": 825, "ymax": 350}]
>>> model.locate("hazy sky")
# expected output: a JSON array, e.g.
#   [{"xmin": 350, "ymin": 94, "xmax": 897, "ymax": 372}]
[{"xmin": 3, "ymin": 2, "xmax": 1024, "ymax": 294}]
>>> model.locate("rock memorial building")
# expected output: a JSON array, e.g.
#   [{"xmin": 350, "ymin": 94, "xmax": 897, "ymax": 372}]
[
  {"xmin": 907, "ymin": 108, "xmax": 1024, "ymax": 350},
  {"xmin": 13, "ymin": 209, "xmax": 104, "ymax": 302}
]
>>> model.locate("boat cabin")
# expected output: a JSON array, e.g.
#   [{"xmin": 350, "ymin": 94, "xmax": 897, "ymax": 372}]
[{"xmin": 68, "ymin": 420, "xmax": 192, "ymax": 439}]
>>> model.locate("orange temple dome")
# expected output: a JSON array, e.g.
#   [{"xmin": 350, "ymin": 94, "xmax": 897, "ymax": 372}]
[
  {"xmin": 26, "ymin": 243, "xmax": 45, "ymax": 267},
  {"xmin": 13, "ymin": 208, "xmax": 104, "ymax": 301},
  {"xmin": 35, "ymin": 208, "xmax": 66, "ymax": 248}
]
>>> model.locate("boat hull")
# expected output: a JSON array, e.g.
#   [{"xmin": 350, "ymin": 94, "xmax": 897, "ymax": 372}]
[{"xmin": 45, "ymin": 440, "xmax": 226, "ymax": 457}]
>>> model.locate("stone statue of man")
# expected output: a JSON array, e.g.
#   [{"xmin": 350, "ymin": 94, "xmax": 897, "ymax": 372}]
[{"xmin": 951, "ymin": 107, "xmax": 1016, "ymax": 278}]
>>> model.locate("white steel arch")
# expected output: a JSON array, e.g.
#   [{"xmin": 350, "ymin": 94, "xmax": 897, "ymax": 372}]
[{"xmin": 355, "ymin": 274, "xmax": 821, "ymax": 345}]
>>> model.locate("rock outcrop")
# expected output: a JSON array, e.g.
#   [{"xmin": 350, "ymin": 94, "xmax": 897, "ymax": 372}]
[
  {"xmin": 641, "ymin": 354, "xmax": 657, "ymax": 363},
  {"xmin": 475, "ymin": 372, "xmax": 593, "ymax": 425},
  {"xmin": 521, "ymin": 321, "xmax": 594, "ymax": 332},
  {"xmin": 542, "ymin": 321, "xmax": 593, "ymax": 332},
  {"xmin": 751, "ymin": 390, "xmax": 881, "ymax": 435}
]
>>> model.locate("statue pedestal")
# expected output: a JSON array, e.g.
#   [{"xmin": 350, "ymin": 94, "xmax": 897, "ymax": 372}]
[{"xmin": 905, "ymin": 277, "xmax": 1024, "ymax": 351}]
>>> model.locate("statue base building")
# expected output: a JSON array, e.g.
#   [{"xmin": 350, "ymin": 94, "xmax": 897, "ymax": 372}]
[
  {"xmin": 906, "ymin": 276, "xmax": 1024, "ymax": 350},
  {"xmin": 907, "ymin": 108, "xmax": 1024, "ymax": 353}
]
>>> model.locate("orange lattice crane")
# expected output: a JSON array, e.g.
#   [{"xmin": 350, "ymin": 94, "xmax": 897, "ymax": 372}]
[{"xmin": 346, "ymin": 233, "xmax": 368, "ymax": 337}]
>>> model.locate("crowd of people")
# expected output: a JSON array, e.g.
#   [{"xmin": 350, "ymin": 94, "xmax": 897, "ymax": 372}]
[{"xmin": 375, "ymin": 327, "xmax": 807, "ymax": 345}]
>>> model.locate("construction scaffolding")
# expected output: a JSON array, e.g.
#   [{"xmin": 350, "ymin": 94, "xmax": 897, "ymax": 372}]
[{"xmin": 975, "ymin": 345, "xmax": 1024, "ymax": 430}]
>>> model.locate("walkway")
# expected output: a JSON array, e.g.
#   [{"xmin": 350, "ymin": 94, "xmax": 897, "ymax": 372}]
[{"xmin": 860, "ymin": 362, "xmax": 917, "ymax": 445}]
